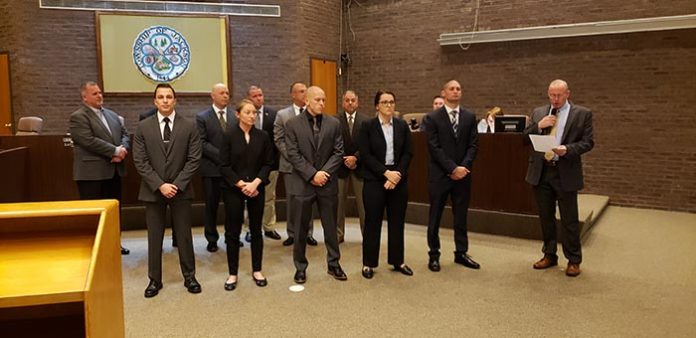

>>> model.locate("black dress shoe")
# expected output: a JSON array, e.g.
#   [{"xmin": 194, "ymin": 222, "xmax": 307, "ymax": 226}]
[
  {"xmin": 294, "ymin": 270, "xmax": 306, "ymax": 284},
  {"xmin": 327, "ymin": 266, "xmax": 348, "ymax": 281},
  {"xmin": 454, "ymin": 254, "xmax": 481, "ymax": 269},
  {"xmin": 307, "ymin": 236, "xmax": 318, "ymax": 246},
  {"xmin": 393, "ymin": 264, "xmax": 414, "ymax": 276},
  {"xmin": 184, "ymin": 277, "xmax": 202, "ymax": 294},
  {"xmin": 264, "ymin": 230, "xmax": 281, "ymax": 240},
  {"xmin": 361, "ymin": 267, "xmax": 374, "ymax": 279},
  {"xmin": 283, "ymin": 237, "xmax": 294, "ymax": 246},
  {"xmin": 224, "ymin": 280, "xmax": 237, "ymax": 291},
  {"xmin": 239, "ymin": 240, "xmax": 244, "ymax": 248},
  {"xmin": 244, "ymin": 232, "xmax": 251, "ymax": 243},
  {"xmin": 121, "ymin": 246, "xmax": 130, "ymax": 255},
  {"xmin": 144, "ymin": 280, "xmax": 162, "ymax": 298},
  {"xmin": 206, "ymin": 242, "xmax": 218, "ymax": 252},
  {"xmin": 428, "ymin": 259, "xmax": 441, "ymax": 272},
  {"xmin": 252, "ymin": 274, "xmax": 268, "ymax": 287}
]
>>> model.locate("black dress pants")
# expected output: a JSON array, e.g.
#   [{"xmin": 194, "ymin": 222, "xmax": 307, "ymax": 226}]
[
  {"xmin": 222, "ymin": 187, "xmax": 265, "ymax": 275},
  {"xmin": 533, "ymin": 165, "xmax": 582, "ymax": 264},
  {"xmin": 362, "ymin": 178, "xmax": 408, "ymax": 268},
  {"xmin": 202, "ymin": 176, "xmax": 223, "ymax": 244},
  {"xmin": 427, "ymin": 176, "xmax": 472, "ymax": 259}
]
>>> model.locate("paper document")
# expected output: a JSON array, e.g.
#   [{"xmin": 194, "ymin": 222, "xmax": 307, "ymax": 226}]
[{"xmin": 529, "ymin": 135, "xmax": 559, "ymax": 152}]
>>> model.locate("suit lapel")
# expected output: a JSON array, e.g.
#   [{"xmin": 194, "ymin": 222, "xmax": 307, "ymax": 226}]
[
  {"xmin": 561, "ymin": 104, "xmax": 579, "ymax": 144},
  {"xmin": 374, "ymin": 118, "xmax": 386, "ymax": 156},
  {"xmin": 84, "ymin": 105, "xmax": 112, "ymax": 140},
  {"xmin": 166, "ymin": 114, "xmax": 183, "ymax": 157},
  {"xmin": 103, "ymin": 110, "xmax": 121, "ymax": 144},
  {"xmin": 393, "ymin": 119, "xmax": 403, "ymax": 158},
  {"xmin": 316, "ymin": 116, "xmax": 328, "ymax": 151},
  {"xmin": 440, "ymin": 108, "xmax": 457, "ymax": 140}
]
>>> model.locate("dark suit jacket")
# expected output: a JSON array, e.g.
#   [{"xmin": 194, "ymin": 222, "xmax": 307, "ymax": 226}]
[
  {"xmin": 196, "ymin": 106, "xmax": 235, "ymax": 177},
  {"xmin": 259, "ymin": 106, "xmax": 279, "ymax": 170},
  {"xmin": 337, "ymin": 111, "xmax": 368, "ymax": 178},
  {"xmin": 524, "ymin": 103, "xmax": 594, "ymax": 192},
  {"xmin": 421, "ymin": 106, "xmax": 478, "ymax": 182},
  {"xmin": 358, "ymin": 116, "xmax": 413, "ymax": 182},
  {"xmin": 133, "ymin": 113, "xmax": 202, "ymax": 202},
  {"xmin": 69, "ymin": 104, "xmax": 130, "ymax": 181},
  {"xmin": 284, "ymin": 112, "xmax": 344, "ymax": 196},
  {"xmin": 219, "ymin": 124, "xmax": 273, "ymax": 190}
]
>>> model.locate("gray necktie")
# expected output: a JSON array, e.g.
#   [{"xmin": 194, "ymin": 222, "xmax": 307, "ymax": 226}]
[
  {"xmin": 450, "ymin": 110, "xmax": 458, "ymax": 134},
  {"xmin": 347, "ymin": 114, "xmax": 354, "ymax": 136},
  {"xmin": 98, "ymin": 109, "xmax": 112, "ymax": 135},
  {"xmin": 255, "ymin": 110, "xmax": 262, "ymax": 129},
  {"xmin": 219, "ymin": 111, "xmax": 227, "ymax": 131}
]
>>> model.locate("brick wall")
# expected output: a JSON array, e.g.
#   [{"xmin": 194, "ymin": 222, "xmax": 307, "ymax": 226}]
[
  {"xmin": 343, "ymin": 0, "xmax": 696, "ymax": 212},
  {"xmin": 3, "ymin": 0, "xmax": 695, "ymax": 212},
  {"xmin": 2, "ymin": 0, "xmax": 340, "ymax": 133}
]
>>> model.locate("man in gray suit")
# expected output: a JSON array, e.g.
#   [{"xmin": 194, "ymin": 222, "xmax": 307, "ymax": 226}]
[
  {"xmin": 274, "ymin": 82, "xmax": 316, "ymax": 247},
  {"xmin": 524, "ymin": 79, "xmax": 594, "ymax": 277},
  {"xmin": 285, "ymin": 86, "xmax": 346, "ymax": 284},
  {"xmin": 134, "ymin": 83, "xmax": 202, "ymax": 298},
  {"xmin": 69, "ymin": 81, "xmax": 130, "ymax": 255}
]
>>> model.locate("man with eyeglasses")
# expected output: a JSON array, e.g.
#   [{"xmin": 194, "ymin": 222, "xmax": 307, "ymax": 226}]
[
  {"xmin": 421, "ymin": 79, "xmax": 480, "ymax": 272},
  {"xmin": 524, "ymin": 79, "xmax": 594, "ymax": 277}
]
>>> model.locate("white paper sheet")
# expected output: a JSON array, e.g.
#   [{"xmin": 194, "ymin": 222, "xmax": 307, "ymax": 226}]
[{"xmin": 529, "ymin": 135, "xmax": 559, "ymax": 152}]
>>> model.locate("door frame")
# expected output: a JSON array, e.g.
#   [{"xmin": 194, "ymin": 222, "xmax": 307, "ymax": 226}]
[{"xmin": 0, "ymin": 51, "xmax": 14, "ymax": 135}]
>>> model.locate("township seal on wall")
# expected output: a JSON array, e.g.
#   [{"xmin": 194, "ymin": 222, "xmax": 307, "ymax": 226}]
[{"xmin": 132, "ymin": 26, "xmax": 191, "ymax": 82}]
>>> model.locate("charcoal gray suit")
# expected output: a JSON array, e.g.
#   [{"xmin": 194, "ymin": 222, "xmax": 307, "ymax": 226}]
[
  {"xmin": 284, "ymin": 111, "xmax": 344, "ymax": 271},
  {"xmin": 133, "ymin": 112, "xmax": 202, "ymax": 283},
  {"xmin": 274, "ymin": 105, "xmax": 313, "ymax": 238},
  {"xmin": 524, "ymin": 102, "xmax": 594, "ymax": 264}
]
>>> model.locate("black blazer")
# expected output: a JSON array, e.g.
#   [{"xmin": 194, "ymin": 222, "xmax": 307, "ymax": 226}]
[
  {"xmin": 196, "ymin": 107, "xmax": 236, "ymax": 177},
  {"xmin": 260, "ymin": 106, "xmax": 279, "ymax": 170},
  {"xmin": 421, "ymin": 106, "xmax": 478, "ymax": 182},
  {"xmin": 524, "ymin": 103, "xmax": 594, "ymax": 192},
  {"xmin": 219, "ymin": 124, "xmax": 274, "ymax": 190},
  {"xmin": 358, "ymin": 116, "xmax": 413, "ymax": 182},
  {"xmin": 337, "ymin": 111, "xmax": 368, "ymax": 178}
]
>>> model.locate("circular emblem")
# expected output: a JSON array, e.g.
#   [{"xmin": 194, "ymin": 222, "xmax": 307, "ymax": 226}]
[{"xmin": 132, "ymin": 26, "xmax": 191, "ymax": 82}]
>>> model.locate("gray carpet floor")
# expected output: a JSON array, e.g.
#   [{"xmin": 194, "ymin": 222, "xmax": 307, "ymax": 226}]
[{"xmin": 120, "ymin": 206, "xmax": 696, "ymax": 337}]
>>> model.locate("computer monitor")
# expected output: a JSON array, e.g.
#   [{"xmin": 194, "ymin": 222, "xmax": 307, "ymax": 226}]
[{"xmin": 494, "ymin": 115, "xmax": 527, "ymax": 133}]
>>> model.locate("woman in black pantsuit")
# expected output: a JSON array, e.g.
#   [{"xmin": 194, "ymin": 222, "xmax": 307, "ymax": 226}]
[
  {"xmin": 358, "ymin": 90, "xmax": 414, "ymax": 279},
  {"xmin": 220, "ymin": 99, "xmax": 274, "ymax": 290}
]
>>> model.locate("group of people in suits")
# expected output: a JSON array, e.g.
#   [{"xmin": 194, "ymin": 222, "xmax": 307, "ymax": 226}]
[{"xmin": 68, "ymin": 77, "xmax": 593, "ymax": 298}]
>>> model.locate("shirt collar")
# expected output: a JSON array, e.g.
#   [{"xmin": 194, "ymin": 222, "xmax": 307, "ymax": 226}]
[
  {"xmin": 378, "ymin": 114, "xmax": 393, "ymax": 126},
  {"xmin": 445, "ymin": 105, "xmax": 460, "ymax": 114},
  {"xmin": 213, "ymin": 105, "xmax": 226, "ymax": 114},
  {"xmin": 158, "ymin": 111, "xmax": 176, "ymax": 123}
]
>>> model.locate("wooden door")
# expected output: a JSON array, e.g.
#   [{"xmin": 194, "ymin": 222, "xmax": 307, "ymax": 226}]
[
  {"xmin": 0, "ymin": 52, "xmax": 12, "ymax": 135},
  {"xmin": 310, "ymin": 58, "xmax": 337, "ymax": 116}
]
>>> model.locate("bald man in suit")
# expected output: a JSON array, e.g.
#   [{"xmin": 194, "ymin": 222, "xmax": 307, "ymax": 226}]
[
  {"xmin": 285, "ymin": 86, "xmax": 347, "ymax": 283},
  {"xmin": 524, "ymin": 79, "xmax": 594, "ymax": 277}
]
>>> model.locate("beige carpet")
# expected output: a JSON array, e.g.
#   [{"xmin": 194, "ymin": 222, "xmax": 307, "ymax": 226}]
[{"xmin": 120, "ymin": 206, "xmax": 696, "ymax": 337}]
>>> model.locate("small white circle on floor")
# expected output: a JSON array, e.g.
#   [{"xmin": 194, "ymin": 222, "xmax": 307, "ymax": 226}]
[{"xmin": 289, "ymin": 285, "xmax": 304, "ymax": 292}]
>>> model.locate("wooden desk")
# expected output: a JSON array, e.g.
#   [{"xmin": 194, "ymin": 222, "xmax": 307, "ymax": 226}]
[
  {"xmin": 408, "ymin": 132, "xmax": 537, "ymax": 214},
  {"xmin": 0, "ymin": 200, "xmax": 125, "ymax": 338}
]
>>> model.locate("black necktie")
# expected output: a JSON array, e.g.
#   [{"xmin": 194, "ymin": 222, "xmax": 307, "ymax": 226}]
[
  {"xmin": 163, "ymin": 117, "xmax": 171, "ymax": 143},
  {"xmin": 313, "ymin": 117, "xmax": 320, "ymax": 146}
]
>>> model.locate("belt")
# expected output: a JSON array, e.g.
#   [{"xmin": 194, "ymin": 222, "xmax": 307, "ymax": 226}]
[{"xmin": 543, "ymin": 160, "xmax": 558, "ymax": 167}]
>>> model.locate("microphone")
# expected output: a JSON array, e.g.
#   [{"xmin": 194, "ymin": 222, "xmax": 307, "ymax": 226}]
[{"xmin": 543, "ymin": 108, "xmax": 558, "ymax": 134}]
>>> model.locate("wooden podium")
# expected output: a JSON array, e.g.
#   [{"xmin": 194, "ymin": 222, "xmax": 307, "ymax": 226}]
[{"xmin": 0, "ymin": 200, "xmax": 125, "ymax": 338}]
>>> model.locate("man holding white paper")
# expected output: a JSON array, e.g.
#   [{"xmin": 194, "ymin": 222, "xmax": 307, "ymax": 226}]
[{"xmin": 524, "ymin": 79, "xmax": 594, "ymax": 277}]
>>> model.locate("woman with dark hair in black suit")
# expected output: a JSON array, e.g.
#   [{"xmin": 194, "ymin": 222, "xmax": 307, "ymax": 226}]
[
  {"xmin": 358, "ymin": 90, "xmax": 414, "ymax": 279},
  {"xmin": 220, "ymin": 99, "xmax": 274, "ymax": 290}
]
